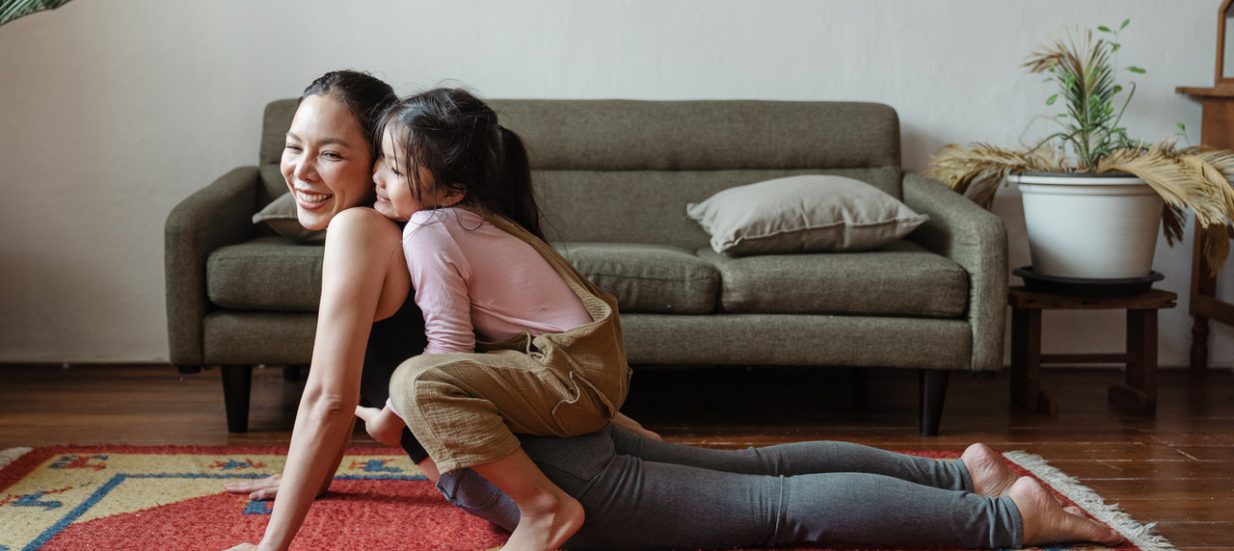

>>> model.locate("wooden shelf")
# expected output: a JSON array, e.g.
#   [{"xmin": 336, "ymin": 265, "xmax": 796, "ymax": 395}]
[{"xmin": 1177, "ymin": 84, "xmax": 1234, "ymax": 97}]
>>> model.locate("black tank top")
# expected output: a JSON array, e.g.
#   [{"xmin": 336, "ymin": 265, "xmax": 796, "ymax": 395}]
[{"xmin": 360, "ymin": 288, "xmax": 430, "ymax": 463}]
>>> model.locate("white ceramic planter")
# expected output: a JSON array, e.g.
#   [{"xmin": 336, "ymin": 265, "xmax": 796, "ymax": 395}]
[{"xmin": 1008, "ymin": 173, "xmax": 1164, "ymax": 279}]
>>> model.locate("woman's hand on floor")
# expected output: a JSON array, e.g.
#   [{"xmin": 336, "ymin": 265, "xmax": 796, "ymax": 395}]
[
  {"xmin": 224, "ymin": 473, "xmax": 332, "ymax": 501},
  {"xmin": 224, "ymin": 474, "xmax": 283, "ymax": 501}
]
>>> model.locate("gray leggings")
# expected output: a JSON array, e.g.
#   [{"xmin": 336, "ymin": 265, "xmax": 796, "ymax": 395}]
[{"xmin": 435, "ymin": 426, "xmax": 1023, "ymax": 549}]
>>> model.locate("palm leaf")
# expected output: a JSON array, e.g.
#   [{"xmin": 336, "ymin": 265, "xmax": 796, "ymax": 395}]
[
  {"xmin": 926, "ymin": 144, "xmax": 1062, "ymax": 209},
  {"xmin": 0, "ymin": 0, "xmax": 75, "ymax": 27},
  {"xmin": 1102, "ymin": 144, "xmax": 1234, "ymax": 273},
  {"xmin": 1187, "ymin": 147, "xmax": 1234, "ymax": 217}
]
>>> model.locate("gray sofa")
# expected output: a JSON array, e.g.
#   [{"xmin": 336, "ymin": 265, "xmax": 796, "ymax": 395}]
[{"xmin": 165, "ymin": 98, "xmax": 1007, "ymax": 436}]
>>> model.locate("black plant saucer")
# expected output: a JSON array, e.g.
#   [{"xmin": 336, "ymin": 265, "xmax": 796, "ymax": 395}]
[{"xmin": 1013, "ymin": 266, "xmax": 1163, "ymax": 297}]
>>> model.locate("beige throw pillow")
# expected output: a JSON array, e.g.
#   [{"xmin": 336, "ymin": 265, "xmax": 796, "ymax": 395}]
[
  {"xmin": 252, "ymin": 192, "xmax": 326, "ymax": 244},
  {"xmin": 686, "ymin": 175, "xmax": 929, "ymax": 256}
]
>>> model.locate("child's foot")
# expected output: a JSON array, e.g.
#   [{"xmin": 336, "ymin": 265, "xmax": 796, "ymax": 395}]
[
  {"xmin": 961, "ymin": 443, "xmax": 1018, "ymax": 497},
  {"xmin": 502, "ymin": 491, "xmax": 584, "ymax": 551},
  {"xmin": 1009, "ymin": 477, "xmax": 1124, "ymax": 546}
]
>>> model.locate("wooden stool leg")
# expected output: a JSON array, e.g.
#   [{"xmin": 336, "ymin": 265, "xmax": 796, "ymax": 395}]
[
  {"xmin": 1011, "ymin": 308, "xmax": 1056, "ymax": 414},
  {"xmin": 1109, "ymin": 309, "xmax": 1158, "ymax": 413},
  {"xmin": 1191, "ymin": 315, "xmax": 1209, "ymax": 375}
]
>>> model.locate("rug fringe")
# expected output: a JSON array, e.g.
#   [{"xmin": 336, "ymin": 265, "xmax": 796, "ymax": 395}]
[
  {"xmin": 1003, "ymin": 450, "xmax": 1177, "ymax": 551},
  {"xmin": 0, "ymin": 447, "xmax": 33, "ymax": 470}
]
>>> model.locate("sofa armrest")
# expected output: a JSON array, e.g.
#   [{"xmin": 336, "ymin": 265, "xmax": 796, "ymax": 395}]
[
  {"xmin": 902, "ymin": 172, "xmax": 1007, "ymax": 372},
  {"xmin": 164, "ymin": 166, "xmax": 262, "ymax": 365}
]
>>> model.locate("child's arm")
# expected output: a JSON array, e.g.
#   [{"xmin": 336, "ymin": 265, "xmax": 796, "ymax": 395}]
[
  {"xmin": 404, "ymin": 219, "xmax": 478, "ymax": 354},
  {"xmin": 354, "ymin": 401, "xmax": 407, "ymax": 448}
]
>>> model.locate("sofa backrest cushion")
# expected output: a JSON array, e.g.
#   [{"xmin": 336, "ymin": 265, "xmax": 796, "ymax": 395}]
[{"xmin": 259, "ymin": 98, "xmax": 901, "ymax": 248}]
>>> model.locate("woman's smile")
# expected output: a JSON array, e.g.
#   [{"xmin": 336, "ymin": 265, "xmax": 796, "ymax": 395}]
[{"xmin": 294, "ymin": 187, "xmax": 333, "ymax": 210}]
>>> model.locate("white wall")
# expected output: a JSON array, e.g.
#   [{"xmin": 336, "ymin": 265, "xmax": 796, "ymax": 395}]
[{"xmin": 0, "ymin": 0, "xmax": 1228, "ymax": 365}]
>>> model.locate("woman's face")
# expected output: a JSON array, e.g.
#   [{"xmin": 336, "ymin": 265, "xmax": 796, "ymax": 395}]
[{"xmin": 281, "ymin": 94, "xmax": 374, "ymax": 231}]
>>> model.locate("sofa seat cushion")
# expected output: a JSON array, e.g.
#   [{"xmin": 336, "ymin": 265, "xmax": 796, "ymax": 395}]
[
  {"xmin": 207, "ymin": 237, "xmax": 323, "ymax": 311},
  {"xmin": 698, "ymin": 240, "xmax": 968, "ymax": 318},
  {"xmin": 554, "ymin": 242, "xmax": 719, "ymax": 314}
]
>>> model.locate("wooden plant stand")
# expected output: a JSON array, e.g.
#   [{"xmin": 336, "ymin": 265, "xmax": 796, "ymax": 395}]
[{"xmin": 1008, "ymin": 287, "xmax": 1178, "ymax": 415}]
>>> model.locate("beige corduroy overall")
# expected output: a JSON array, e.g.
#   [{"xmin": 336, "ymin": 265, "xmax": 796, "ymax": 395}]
[{"xmin": 389, "ymin": 210, "xmax": 632, "ymax": 473}]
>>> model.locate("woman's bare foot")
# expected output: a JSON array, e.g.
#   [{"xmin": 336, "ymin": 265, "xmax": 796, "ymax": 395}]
[
  {"xmin": 1009, "ymin": 477, "xmax": 1124, "ymax": 546},
  {"xmin": 962, "ymin": 443, "xmax": 1018, "ymax": 497},
  {"xmin": 502, "ymin": 491, "xmax": 584, "ymax": 551}
]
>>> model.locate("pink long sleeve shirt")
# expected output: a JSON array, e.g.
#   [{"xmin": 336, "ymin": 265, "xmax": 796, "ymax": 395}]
[{"xmin": 403, "ymin": 208, "xmax": 592, "ymax": 354}]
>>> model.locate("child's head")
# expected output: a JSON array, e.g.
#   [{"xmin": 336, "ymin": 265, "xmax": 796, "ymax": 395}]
[{"xmin": 373, "ymin": 88, "xmax": 543, "ymax": 239}]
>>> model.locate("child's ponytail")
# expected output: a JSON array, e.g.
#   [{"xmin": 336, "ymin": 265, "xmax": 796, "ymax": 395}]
[{"xmin": 496, "ymin": 126, "xmax": 544, "ymax": 241}]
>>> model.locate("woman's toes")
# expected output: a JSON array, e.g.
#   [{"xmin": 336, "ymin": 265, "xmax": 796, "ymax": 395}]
[{"xmin": 1010, "ymin": 477, "xmax": 1124, "ymax": 546}]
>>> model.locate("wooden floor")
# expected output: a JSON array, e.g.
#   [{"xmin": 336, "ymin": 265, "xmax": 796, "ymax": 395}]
[{"xmin": 1, "ymin": 364, "xmax": 1232, "ymax": 548}]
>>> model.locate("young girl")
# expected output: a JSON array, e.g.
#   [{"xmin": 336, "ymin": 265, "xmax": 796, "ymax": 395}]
[{"xmin": 355, "ymin": 87, "xmax": 635, "ymax": 551}]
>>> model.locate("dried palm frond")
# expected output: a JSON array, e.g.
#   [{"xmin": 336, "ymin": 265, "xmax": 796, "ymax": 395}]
[
  {"xmin": 1100, "ymin": 143, "xmax": 1234, "ymax": 274},
  {"xmin": 1187, "ymin": 147, "xmax": 1234, "ymax": 215},
  {"xmin": 1024, "ymin": 31, "xmax": 1090, "ymax": 75},
  {"xmin": 1100, "ymin": 147, "xmax": 1193, "ymax": 248},
  {"xmin": 925, "ymin": 144, "xmax": 1063, "ymax": 209}
]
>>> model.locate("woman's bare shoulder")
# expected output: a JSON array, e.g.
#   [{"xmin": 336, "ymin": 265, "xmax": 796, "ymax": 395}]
[{"xmin": 326, "ymin": 207, "xmax": 403, "ymax": 244}]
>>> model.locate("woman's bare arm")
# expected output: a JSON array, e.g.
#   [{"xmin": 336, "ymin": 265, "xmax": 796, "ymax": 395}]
[{"xmin": 244, "ymin": 209, "xmax": 408, "ymax": 551}]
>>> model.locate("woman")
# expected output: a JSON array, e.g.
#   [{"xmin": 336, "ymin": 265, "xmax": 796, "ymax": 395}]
[{"xmin": 223, "ymin": 70, "xmax": 1122, "ymax": 551}]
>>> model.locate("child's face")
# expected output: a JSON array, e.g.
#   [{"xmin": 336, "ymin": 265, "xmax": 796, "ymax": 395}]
[
  {"xmin": 374, "ymin": 126, "xmax": 460, "ymax": 221},
  {"xmin": 280, "ymin": 94, "xmax": 374, "ymax": 231}
]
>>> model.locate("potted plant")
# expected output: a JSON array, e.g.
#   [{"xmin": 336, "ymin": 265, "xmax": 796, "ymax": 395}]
[{"xmin": 927, "ymin": 20, "xmax": 1234, "ymax": 281}]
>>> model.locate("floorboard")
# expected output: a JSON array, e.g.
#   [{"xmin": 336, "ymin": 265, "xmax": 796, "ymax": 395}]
[{"xmin": 1, "ymin": 364, "xmax": 1231, "ymax": 547}]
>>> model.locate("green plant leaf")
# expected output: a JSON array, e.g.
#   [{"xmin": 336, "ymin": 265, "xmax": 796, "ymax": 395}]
[
  {"xmin": 1112, "ymin": 43, "xmax": 1121, "ymax": 53},
  {"xmin": 1046, "ymin": 94, "xmax": 1059, "ymax": 106},
  {"xmin": 1177, "ymin": 122, "xmax": 1187, "ymax": 133},
  {"xmin": 1121, "ymin": 18, "xmax": 1130, "ymax": 29},
  {"xmin": 0, "ymin": 0, "xmax": 75, "ymax": 27},
  {"xmin": 1098, "ymin": 25, "xmax": 1112, "ymax": 33},
  {"xmin": 1128, "ymin": 66, "xmax": 1146, "ymax": 74}
]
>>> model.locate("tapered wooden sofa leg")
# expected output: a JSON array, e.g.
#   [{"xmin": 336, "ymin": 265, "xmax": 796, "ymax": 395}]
[
  {"xmin": 221, "ymin": 364, "xmax": 254, "ymax": 433},
  {"xmin": 919, "ymin": 369, "xmax": 950, "ymax": 436}
]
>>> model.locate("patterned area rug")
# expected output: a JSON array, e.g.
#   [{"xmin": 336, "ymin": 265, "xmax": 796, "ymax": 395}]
[{"xmin": 0, "ymin": 446, "xmax": 1172, "ymax": 551}]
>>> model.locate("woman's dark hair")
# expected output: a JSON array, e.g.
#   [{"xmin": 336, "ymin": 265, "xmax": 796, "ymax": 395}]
[
  {"xmin": 300, "ymin": 70, "xmax": 397, "ymax": 161},
  {"xmin": 378, "ymin": 88, "xmax": 543, "ymax": 239}
]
